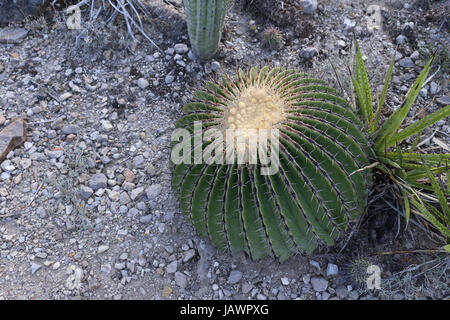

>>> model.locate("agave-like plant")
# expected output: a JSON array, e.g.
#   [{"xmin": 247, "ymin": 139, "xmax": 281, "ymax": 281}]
[
  {"xmin": 171, "ymin": 67, "xmax": 372, "ymax": 261},
  {"xmin": 350, "ymin": 40, "xmax": 450, "ymax": 242}
]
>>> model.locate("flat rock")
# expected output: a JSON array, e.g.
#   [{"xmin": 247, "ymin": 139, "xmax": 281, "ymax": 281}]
[
  {"xmin": 0, "ymin": 28, "xmax": 28, "ymax": 43},
  {"xmin": 0, "ymin": 119, "xmax": 26, "ymax": 163},
  {"xmin": 89, "ymin": 173, "xmax": 107, "ymax": 190},
  {"xmin": 227, "ymin": 270, "xmax": 243, "ymax": 284},
  {"xmin": 174, "ymin": 271, "xmax": 188, "ymax": 288},
  {"xmin": 436, "ymin": 96, "xmax": 450, "ymax": 106},
  {"xmin": 398, "ymin": 57, "xmax": 415, "ymax": 68},
  {"xmin": 310, "ymin": 276, "xmax": 328, "ymax": 292}
]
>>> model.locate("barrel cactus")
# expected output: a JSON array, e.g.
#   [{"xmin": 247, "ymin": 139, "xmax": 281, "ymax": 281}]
[
  {"xmin": 171, "ymin": 67, "xmax": 372, "ymax": 262},
  {"xmin": 183, "ymin": 0, "xmax": 229, "ymax": 60}
]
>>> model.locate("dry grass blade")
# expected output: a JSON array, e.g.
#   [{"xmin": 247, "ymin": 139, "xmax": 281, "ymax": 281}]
[{"xmin": 73, "ymin": 0, "xmax": 162, "ymax": 51}]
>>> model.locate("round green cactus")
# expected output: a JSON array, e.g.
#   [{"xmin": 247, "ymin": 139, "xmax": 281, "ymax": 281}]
[{"xmin": 171, "ymin": 67, "xmax": 372, "ymax": 262}]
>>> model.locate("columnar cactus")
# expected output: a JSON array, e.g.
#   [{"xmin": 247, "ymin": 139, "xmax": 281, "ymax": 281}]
[
  {"xmin": 183, "ymin": 0, "xmax": 229, "ymax": 60},
  {"xmin": 171, "ymin": 67, "xmax": 372, "ymax": 262}
]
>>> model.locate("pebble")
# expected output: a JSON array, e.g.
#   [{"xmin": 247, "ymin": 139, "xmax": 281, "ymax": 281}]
[
  {"xmin": 227, "ymin": 270, "xmax": 243, "ymax": 284},
  {"xmin": 410, "ymin": 50, "xmax": 420, "ymax": 60},
  {"xmin": 310, "ymin": 277, "xmax": 328, "ymax": 292},
  {"xmin": 436, "ymin": 96, "xmax": 450, "ymax": 106},
  {"xmin": 174, "ymin": 43, "xmax": 189, "ymax": 54},
  {"xmin": 162, "ymin": 286, "xmax": 172, "ymax": 298},
  {"xmin": 335, "ymin": 285, "xmax": 348, "ymax": 299},
  {"xmin": 309, "ymin": 260, "xmax": 321, "ymax": 271},
  {"xmin": 130, "ymin": 187, "xmax": 145, "ymax": 201},
  {"xmin": 174, "ymin": 271, "xmax": 188, "ymax": 288},
  {"xmin": 165, "ymin": 75, "xmax": 175, "ymax": 84},
  {"xmin": 146, "ymin": 184, "xmax": 162, "ymax": 200},
  {"xmin": 98, "ymin": 245, "xmax": 109, "ymax": 254},
  {"xmin": 398, "ymin": 57, "xmax": 415, "ymax": 68},
  {"xmin": 0, "ymin": 28, "xmax": 28, "ymax": 43},
  {"xmin": 31, "ymin": 263, "xmax": 41, "ymax": 274},
  {"xmin": 79, "ymin": 185, "xmax": 93, "ymax": 200},
  {"xmin": 166, "ymin": 260, "xmax": 178, "ymax": 274},
  {"xmin": 256, "ymin": 293, "xmax": 267, "ymax": 300},
  {"xmin": 337, "ymin": 40, "xmax": 346, "ymax": 48},
  {"xmin": 299, "ymin": 47, "xmax": 318, "ymax": 59},
  {"xmin": 300, "ymin": 0, "xmax": 317, "ymax": 15},
  {"xmin": 137, "ymin": 78, "xmax": 149, "ymax": 89},
  {"xmin": 89, "ymin": 173, "xmax": 107, "ymax": 190},
  {"xmin": 341, "ymin": 17, "xmax": 355, "ymax": 31},
  {"xmin": 326, "ymin": 263, "xmax": 339, "ymax": 276},
  {"xmin": 430, "ymin": 82, "xmax": 441, "ymax": 95},
  {"xmin": 211, "ymin": 61, "xmax": 221, "ymax": 72},
  {"xmin": 396, "ymin": 34, "xmax": 406, "ymax": 45}
]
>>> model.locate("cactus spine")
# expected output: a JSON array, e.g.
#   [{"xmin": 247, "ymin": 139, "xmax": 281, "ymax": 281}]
[{"xmin": 183, "ymin": 0, "xmax": 228, "ymax": 60}]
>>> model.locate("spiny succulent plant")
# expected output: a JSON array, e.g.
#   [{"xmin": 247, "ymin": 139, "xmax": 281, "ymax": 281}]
[
  {"xmin": 183, "ymin": 0, "xmax": 229, "ymax": 60},
  {"xmin": 171, "ymin": 67, "xmax": 372, "ymax": 262},
  {"xmin": 263, "ymin": 27, "xmax": 282, "ymax": 49},
  {"xmin": 341, "ymin": 256, "xmax": 381, "ymax": 289}
]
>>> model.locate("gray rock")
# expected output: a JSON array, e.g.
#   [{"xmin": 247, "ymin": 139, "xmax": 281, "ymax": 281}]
[
  {"xmin": 309, "ymin": 260, "xmax": 321, "ymax": 271},
  {"xmin": 0, "ymin": 28, "xmax": 28, "ymax": 43},
  {"xmin": 130, "ymin": 187, "xmax": 145, "ymax": 201},
  {"xmin": 165, "ymin": 75, "xmax": 175, "ymax": 84},
  {"xmin": 133, "ymin": 155, "xmax": 145, "ymax": 168},
  {"xmin": 139, "ymin": 214, "xmax": 152, "ymax": 224},
  {"xmin": 419, "ymin": 88, "xmax": 428, "ymax": 97},
  {"xmin": 398, "ymin": 57, "xmax": 415, "ymax": 68},
  {"xmin": 1, "ymin": 159, "xmax": 15, "ymax": 172},
  {"xmin": 182, "ymin": 249, "xmax": 196, "ymax": 262},
  {"xmin": 100, "ymin": 120, "xmax": 113, "ymax": 132},
  {"xmin": 89, "ymin": 173, "xmax": 107, "ymax": 190},
  {"xmin": 47, "ymin": 150, "xmax": 63, "ymax": 159},
  {"xmin": 211, "ymin": 61, "xmax": 221, "ymax": 72},
  {"xmin": 120, "ymin": 192, "xmax": 131, "ymax": 205},
  {"xmin": 396, "ymin": 34, "xmax": 406, "ymax": 45},
  {"xmin": 137, "ymin": 78, "xmax": 149, "ymax": 89},
  {"xmin": 36, "ymin": 207, "xmax": 47, "ymax": 218},
  {"xmin": 227, "ymin": 270, "xmax": 243, "ymax": 284},
  {"xmin": 166, "ymin": 261, "xmax": 178, "ymax": 274},
  {"xmin": 61, "ymin": 125, "xmax": 79, "ymax": 135},
  {"xmin": 175, "ymin": 272, "xmax": 188, "ymax": 288},
  {"xmin": 335, "ymin": 285, "xmax": 348, "ymax": 299},
  {"xmin": 174, "ymin": 43, "xmax": 189, "ymax": 54},
  {"xmin": 146, "ymin": 184, "xmax": 162, "ymax": 200},
  {"xmin": 436, "ymin": 96, "xmax": 450, "ymax": 106},
  {"xmin": 79, "ymin": 185, "xmax": 93, "ymax": 200},
  {"xmin": 97, "ymin": 245, "xmax": 109, "ymax": 254},
  {"xmin": 299, "ymin": 47, "xmax": 318, "ymax": 59},
  {"xmin": 300, "ymin": 0, "xmax": 317, "ymax": 14},
  {"xmin": 31, "ymin": 263, "xmax": 41, "ymax": 274},
  {"xmin": 430, "ymin": 82, "xmax": 441, "ymax": 95},
  {"xmin": 310, "ymin": 277, "xmax": 328, "ymax": 292},
  {"xmin": 341, "ymin": 18, "xmax": 355, "ymax": 31},
  {"xmin": 326, "ymin": 263, "xmax": 339, "ymax": 276},
  {"xmin": 114, "ymin": 262, "xmax": 125, "ymax": 270},
  {"xmin": 410, "ymin": 50, "xmax": 420, "ymax": 60}
]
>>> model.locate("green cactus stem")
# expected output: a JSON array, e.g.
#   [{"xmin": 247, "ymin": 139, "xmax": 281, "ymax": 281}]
[
  {"xmin": 171, "ymin": 67, "xmax": 372, "ymax": 262},
  {"xmin": 183, "ymin": 0, "xmax": 229, "ymax": 60}
]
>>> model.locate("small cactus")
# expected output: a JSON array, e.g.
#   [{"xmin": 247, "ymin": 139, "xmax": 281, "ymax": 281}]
[
  {"xmin": 183, "ymin": 0, "xmax": 229, "ymax": 60},
  {"xmin": 172, "ymin": 67, "xmax": 372, "ymax": 262},
  {"xmin": 263, "ymin": 27, "xmax": 282, "ymax": 49}
]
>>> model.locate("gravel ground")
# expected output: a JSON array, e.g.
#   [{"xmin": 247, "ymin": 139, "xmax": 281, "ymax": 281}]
[{"xmin": 0, "ymin": 0, "xmax": 449, "ymax": 300}]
